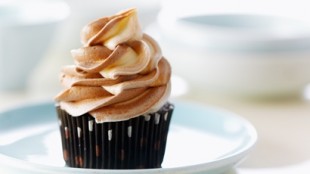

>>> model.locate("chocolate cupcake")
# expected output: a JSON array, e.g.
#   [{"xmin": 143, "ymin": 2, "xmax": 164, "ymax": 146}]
[{"xmin": 55, "ymin": 8, "xmax": 174, "ymax": 169}]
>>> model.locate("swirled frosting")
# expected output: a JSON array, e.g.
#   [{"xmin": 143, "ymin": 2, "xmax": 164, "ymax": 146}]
[{"xmin": 55, "ymin": 9, "xmax": 171, "ymax": 123}]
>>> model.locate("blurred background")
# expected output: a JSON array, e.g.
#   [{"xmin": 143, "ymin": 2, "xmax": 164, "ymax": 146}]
[
  {"xmin": 1, "ymin": 0, "xmax": 310, "ymax": 99},
  {"xmin": 1, "ymin": 0, "xmax": 310, "ymax": 174}
]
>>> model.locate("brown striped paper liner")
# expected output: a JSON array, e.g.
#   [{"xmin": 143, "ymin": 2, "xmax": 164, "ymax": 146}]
[{"xmin": 56, "ymin": 103, "xmax": 174, "ymax": 169}]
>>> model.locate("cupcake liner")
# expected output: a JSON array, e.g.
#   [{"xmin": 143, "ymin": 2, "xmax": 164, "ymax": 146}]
[{"xmin": 56, "ymin": 103, "xmax": 174, "ymax": 169}]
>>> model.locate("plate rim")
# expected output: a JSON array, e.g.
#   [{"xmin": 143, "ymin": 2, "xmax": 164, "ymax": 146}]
[{"xmin": 0, "ymin": 100, "xmax": 257, "ymax": 174}]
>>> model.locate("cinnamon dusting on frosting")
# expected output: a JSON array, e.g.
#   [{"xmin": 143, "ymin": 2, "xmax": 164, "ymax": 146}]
[{"xmin": 55, "ymin": 8, "xmax": 171, "ymax": 123}]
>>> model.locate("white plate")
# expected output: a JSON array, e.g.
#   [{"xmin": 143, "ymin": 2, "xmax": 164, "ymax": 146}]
[{"xmin": 0, "ymin": 101, "xmax": 257, "ymax": 174}]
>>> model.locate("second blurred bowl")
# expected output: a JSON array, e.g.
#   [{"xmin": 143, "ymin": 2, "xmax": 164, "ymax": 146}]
[
  {"xmin": 0, "ymin": 0, "xmax": 69, "ymax": 91},
  {"xmin": 155, "ymin": 12, "xmax": 310, "ymax": 99}
]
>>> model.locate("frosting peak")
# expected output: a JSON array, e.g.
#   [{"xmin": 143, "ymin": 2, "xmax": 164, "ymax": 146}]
[
  {"xmin": 55, "ymin": 9, "xmax": 171, "ymax": 123},
  {"xmin": 81, "ymin": 8, "xmax": 143, "ymax": 50}
]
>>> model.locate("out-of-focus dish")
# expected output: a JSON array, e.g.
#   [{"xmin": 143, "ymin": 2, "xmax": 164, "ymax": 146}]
[
  {"xmin": 0, "ymin": 0, "xmax": 70, "ymax": 90},
  {"xmin": 155, "ymin": 9, "xmax": 310, "ymax": 98}
]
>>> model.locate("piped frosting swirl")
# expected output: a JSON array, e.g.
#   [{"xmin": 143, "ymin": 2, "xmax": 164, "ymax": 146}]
[{"xmin": 55, "ymin": 9, "xmax": 171, "ymax": 123}]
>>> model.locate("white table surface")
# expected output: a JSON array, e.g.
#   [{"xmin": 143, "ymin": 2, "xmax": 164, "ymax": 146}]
[
  {"xmin": 0, "ymin": 87, "xmax": 309, "ymax": 174},
  {"xmin": 182, "ymin": 89, "xmax": 310, "ymax": 174}
]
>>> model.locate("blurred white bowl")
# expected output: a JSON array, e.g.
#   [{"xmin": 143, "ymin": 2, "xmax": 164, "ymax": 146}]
[
  {"xmin": 0, "ymin": 0, "xmax": 69, "ymax": 91},
  {"xmin": 154, "ymin": 12, "xmax": 310, "ymax": 98}
]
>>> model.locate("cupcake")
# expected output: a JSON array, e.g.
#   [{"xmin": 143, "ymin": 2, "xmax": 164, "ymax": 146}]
[{"xmin": 55, "ymin": 8, "xmax": 174, "ymax": 169}]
